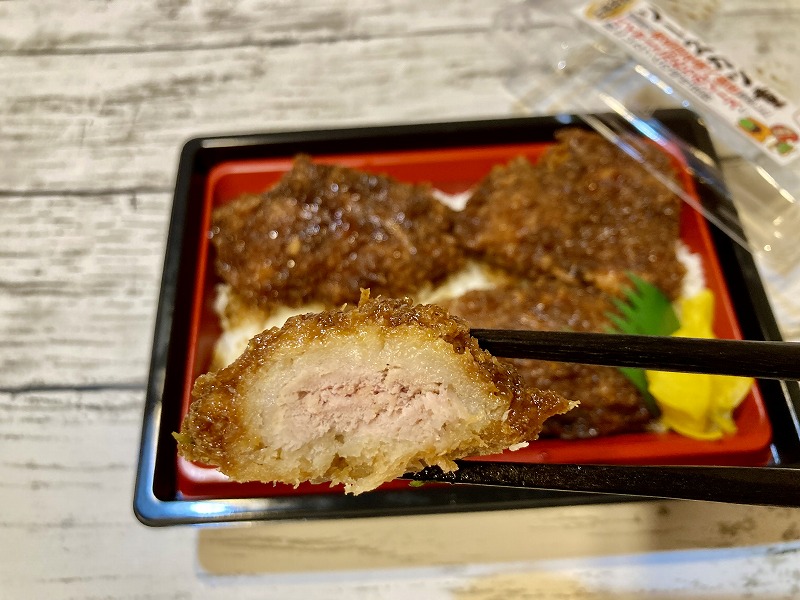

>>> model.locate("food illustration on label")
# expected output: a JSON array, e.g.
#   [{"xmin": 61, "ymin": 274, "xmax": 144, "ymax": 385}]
[
  {"xmin": 738, "ymin": 119, "xmax": 798, "ymax": 157},
  {"xmin": 738, "ymin": 117, "xmax": 770, "ymax": 143},
  {"xmin": 769, "ymin": 124, "xmax": 798, "ymax": 156}
]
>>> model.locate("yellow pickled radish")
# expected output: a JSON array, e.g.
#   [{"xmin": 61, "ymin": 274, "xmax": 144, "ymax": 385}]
[
  {"xmin": 645, "ymin": 289, "xmax": 753, "ymax": 440},
  {"xmin": 675, "ymin": 289, "xmax": 714, "ymax": 339},
  {"xmin": 648, "ymin": 370, "xmax": 718, "ymax": 440},
  {"xmin": 710, "ymin": 375, "xmax": 754, "ymax": 434}
]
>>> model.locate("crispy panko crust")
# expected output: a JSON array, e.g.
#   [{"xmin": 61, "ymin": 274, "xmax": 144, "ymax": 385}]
[{"xmin": 176, "ymin": 293, "xmax": 573, "ymax": 493}]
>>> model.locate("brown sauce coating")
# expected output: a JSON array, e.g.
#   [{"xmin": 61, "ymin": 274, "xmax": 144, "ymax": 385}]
[
  {"xmin": 211, "ymin": 155, "xmax": 464, "ymax": 309},
  {"xmin": 443, "ymin": 281, "xmax": 653, "ymax": 438},
  {"xmin": 454, "ymin": 128, "xmax": 685, "ymax": 299},
  {"xmin": 207, "ymin": 130, "xmax": 687, "ymax": 441}
]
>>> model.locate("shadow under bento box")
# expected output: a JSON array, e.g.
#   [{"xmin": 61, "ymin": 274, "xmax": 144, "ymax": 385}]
[{"xmin": 135, "ymin": 109, "xmax": 800, "ymax": 526}]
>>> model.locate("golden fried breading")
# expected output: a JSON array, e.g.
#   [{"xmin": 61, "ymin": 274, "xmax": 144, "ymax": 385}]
[{"xmin": 176, "ymin": 293, "xmax": 573, "ymax": 494}]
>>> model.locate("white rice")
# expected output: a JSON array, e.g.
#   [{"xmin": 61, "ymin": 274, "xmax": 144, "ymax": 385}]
[{"xmin": 676, "ymin": 240, "xmax": 706, "ymax": 299}]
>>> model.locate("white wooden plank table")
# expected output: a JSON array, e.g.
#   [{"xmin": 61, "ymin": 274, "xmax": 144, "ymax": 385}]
[{"xmin": 2, "ymin": 1, "xmax": 800, "ymax": 598}]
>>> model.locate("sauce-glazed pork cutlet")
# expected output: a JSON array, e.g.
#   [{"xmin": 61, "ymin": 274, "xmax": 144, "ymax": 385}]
[
  {"xmin": 443, "ymin": 281, "xmax": 652, "ymax": 439},
  {"xmin": 175, "ymin": 294, "xmax": 573, "ymax": 495},
  {"xmin": 454, "ymin": 129, "xmax": 686, "ymax": 300},
  {"xmin": 211, "ymin": 155, "xmax": 463, "ymax": 310}
]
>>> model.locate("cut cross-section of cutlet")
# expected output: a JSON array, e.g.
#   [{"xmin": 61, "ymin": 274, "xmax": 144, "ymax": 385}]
[{"xmin": 175, "ymin": 292, "xmax": 574, "ymax": 494}]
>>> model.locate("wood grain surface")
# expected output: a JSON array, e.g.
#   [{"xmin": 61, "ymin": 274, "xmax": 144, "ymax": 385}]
[{"xmin": 2, "ymin": 1, "xmax": 800, "ymax": 598}]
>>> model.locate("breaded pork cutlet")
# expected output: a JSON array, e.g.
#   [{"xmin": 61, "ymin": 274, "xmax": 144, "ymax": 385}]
[
  {"xmin": 211, "ymin": 155, "xmax": 463, "ymax": 310},
  {"xmin": 443, "ymin": 280, "xmax": 652, "ymax": 439},
  {"xmin": 175, "ymin": 293, "xmax": 573, "ymax": 494},
  {"xmin": 454, "ymin": 129, "xmax": 685, "ymax": 300}
]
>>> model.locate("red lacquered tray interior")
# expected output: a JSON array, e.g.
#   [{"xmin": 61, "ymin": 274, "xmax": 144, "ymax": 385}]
[{"xmin": 176, "ymin": 142, "xmax": 773, "ymax": 499}]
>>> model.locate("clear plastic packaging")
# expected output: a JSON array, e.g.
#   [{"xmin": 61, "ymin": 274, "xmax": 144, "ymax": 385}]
[{"xmin": 493, "ymin": 0, "xmax": 800, "ymax": 274}]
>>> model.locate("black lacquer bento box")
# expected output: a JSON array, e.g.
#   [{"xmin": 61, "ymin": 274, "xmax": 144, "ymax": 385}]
[{"xmin": 134, "ymin": 109, "xmax": 800, "ymax": 526}]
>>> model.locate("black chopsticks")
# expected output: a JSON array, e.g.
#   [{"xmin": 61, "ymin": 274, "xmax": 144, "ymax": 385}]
[
  {"xmin": 431, "ymin": 331, "xmax": 800, "ymax": 506},
  {"xmin": 404, "ymin": 461, "xmax": 800, "ymax": 507},
  {"xmin": 471, "ymin": 329, "xmax": 800, "ymax": 381}
]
